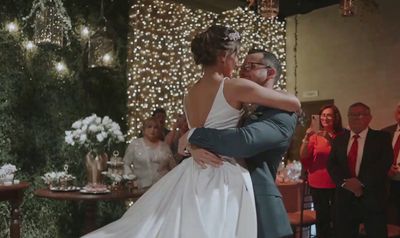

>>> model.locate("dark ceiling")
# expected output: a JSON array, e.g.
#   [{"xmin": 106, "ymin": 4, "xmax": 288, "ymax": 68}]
[{"xmin": 173, "ymin": 0, "xmax": 339, "ymax": 18}]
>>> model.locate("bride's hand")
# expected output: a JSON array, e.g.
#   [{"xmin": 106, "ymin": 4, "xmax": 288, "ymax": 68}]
[
  {"xmin": 177, "ymin": 132, "xmax": 190, "ymax": 156},
  {"xmin": 191, "ymin": 146, "xmax": 223, "ymax": 169}
]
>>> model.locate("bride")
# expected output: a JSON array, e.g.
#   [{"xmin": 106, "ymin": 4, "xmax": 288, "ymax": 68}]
[{"xmin": 82, "ymin": 25, "xmax": 300, "ymax": 238}]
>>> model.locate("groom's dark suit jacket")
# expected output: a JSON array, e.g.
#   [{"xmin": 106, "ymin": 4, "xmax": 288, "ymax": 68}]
[{"xmin": 189, "ymin": 107, "xmax": 297, "ymax": 238}]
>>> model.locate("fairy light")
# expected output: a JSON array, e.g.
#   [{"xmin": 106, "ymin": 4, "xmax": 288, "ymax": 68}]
[
  {"xmin": 102, "ymin": 53, "xmax": 112, "ymax": 64},
  {"xmin": 24, "ymin": 41, "xmax": 36, "ymax": 51},
  {"xmin": 55, "ymin": 61, "xmax": 67, "ymax": 73},
  {"xmin": 126, "ymin": 0, "xmax": 287, "ymax": 140},
  {"xmin": 6, "ymin": 22, "xmax": 18, "ymax": 33},
  {"xmin": 81, "ymin": 26, "xmax": 90, "ymax": 38}
]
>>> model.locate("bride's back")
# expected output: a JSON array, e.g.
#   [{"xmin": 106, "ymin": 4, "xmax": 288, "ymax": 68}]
[
  {"xmin": 185, "ymin": 78, "xmax": 221, "ymax": 128},
  {"xmin": 185, "ymin": 77, "xmax": 241, "ymax": 130}
]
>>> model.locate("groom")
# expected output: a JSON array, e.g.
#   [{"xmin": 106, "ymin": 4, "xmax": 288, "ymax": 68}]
[{"xmin": 186, "ymin": 49, "xmax": 298, "ymax": 238}]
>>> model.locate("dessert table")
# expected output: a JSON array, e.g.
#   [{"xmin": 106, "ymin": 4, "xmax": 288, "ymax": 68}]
[
  {"xmin": 0, "ymin": 182, "xmax": 30, "ymax": 238},
  {"xmin": 34, "ymin": 188, "xmax": 144, "ymax": 235}
]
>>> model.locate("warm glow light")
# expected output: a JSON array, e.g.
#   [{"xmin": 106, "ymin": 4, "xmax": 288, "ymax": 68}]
[
  {"xmin": 55, "ymin": 62, "xmax": 67, "ymax": 72},
  {"xmin": 6, "ymin": 22, "xmax": 18, "ymax": 33},
  {"xmin": 81, "ymin": 26, "xmax": 90, "ymax": 38},
  {"xmin": 25, "ymin": 41, "xmax": 36, "ymax": 50},
  {"xmin": 102, "ymin": 53, "xmax": 112, "ymax": 64}
]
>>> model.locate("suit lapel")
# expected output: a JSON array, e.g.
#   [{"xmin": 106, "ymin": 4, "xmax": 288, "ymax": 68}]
[
  {"xmin": 358, "ymin": 129, "xmax": 374, "ymax": 178},
  {"xmin": 341, "ymin": 130, "xmax": 351, "ymax": 163}
]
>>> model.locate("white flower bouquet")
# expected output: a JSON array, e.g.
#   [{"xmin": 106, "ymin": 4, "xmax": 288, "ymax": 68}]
[
  {"xmin": 65, "ymin": 114, "xmax": 125, "ymax": 153},
  {"xmin": 0, "ymin": 163, "xmax": 18, "ymax": 185},
  {"xmin": 0, "ymin": 163, "xmax": 17, "ymax": 175}
]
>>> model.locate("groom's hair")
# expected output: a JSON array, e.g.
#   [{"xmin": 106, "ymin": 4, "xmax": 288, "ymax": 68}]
[{"xmin": 248, "ymin": 48, "xmax": 282, "ymax": 84}]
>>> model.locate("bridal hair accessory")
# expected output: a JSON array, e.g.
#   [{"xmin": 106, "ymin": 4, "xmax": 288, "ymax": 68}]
[{"xmin": 224, "ymin": 31, "xmax": 241, "ymax": 41}]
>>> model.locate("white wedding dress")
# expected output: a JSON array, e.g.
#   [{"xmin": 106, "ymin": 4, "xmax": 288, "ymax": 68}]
[{"xmin": 82, "ymin": 79, "xmax": 257, "ymax": 238}]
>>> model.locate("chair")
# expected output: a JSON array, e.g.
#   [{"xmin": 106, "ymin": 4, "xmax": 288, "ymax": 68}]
[
  {"xmin": 359, "ymin": 224, "xmax": 400, "ymax": 238},
  {"xmin": 287, "ymin": 175, "xmax": 317, "ymax": 238}
]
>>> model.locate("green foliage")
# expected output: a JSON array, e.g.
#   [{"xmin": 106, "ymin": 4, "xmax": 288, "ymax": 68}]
[{"xmin": 0, "ymin": 1, "xmax": 130, "ymax": 237}]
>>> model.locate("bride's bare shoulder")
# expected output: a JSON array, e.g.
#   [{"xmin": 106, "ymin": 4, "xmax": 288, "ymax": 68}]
[{"xmin": 224, "ymin": 77, "xmax": 257, "ymax": 90}]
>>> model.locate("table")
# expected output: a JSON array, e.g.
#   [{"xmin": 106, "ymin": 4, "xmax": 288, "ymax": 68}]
[
  {"xmin": 34, "ymin": 188, "xmax": 144, "ymax": 235},
  {"xmin": 277, "ymin": 180, "xmax": 303, "ymax": 212},
  {"xmin": 0, "ymin": 182, "xmax": 30, "ymax": 238}
]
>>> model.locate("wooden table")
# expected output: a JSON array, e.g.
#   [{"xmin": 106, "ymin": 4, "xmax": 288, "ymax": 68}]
[
  {"xmin": 0, "ymin": 182, "xmax": 30, "ymax": 238},
  {"xmin": 34, "ymin": 188, "xmax": 144, "ymax": 235}
]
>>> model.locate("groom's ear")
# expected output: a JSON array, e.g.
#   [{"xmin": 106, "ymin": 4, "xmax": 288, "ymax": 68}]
[{"xmin": 267, "ymin": 67, "xmax": 276, "ymax": 79}]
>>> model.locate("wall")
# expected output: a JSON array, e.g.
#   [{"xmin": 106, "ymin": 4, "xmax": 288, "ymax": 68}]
[{"xmin": 285, "ymin": 0, "xmax": 400, "ymax": 129}]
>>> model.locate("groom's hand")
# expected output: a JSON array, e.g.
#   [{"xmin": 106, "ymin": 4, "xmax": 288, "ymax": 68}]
[{"xmin": 191, "ymin": 145, "xmax": 223, "ymax": 169}]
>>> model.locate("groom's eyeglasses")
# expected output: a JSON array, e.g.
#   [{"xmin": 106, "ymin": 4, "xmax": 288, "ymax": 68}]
[{"xmin": 240, "ymin": 62, "xmax": 270, "ymax": 71}]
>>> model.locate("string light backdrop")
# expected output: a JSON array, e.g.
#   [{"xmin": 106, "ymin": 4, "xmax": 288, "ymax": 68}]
[{"xmin": 126, "ymin": 0, "xmax": 287, "ymax": 140}]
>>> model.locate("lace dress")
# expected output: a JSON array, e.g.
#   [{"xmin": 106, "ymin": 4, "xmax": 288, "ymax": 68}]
[{"xmin": 123, "ymin": 138, "xmax": 175, "ymax": 188}]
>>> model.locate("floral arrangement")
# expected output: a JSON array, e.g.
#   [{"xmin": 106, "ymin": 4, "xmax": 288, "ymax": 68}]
[
  {"xmin": 224, "ymin": 31, "xmax": 241, "ymax": 41},
  {"xmin": 65, "ymin": 114, "xmax": 125, "ymax": 153},
  {"xmin": 0, "ymin": 163, "xmax": 17, "ymax": 176}
]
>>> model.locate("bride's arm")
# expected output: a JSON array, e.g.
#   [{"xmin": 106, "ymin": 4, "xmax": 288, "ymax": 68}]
[{"xmin": 227, "ymin": 78, "xmax": 301, "ymax": 112}]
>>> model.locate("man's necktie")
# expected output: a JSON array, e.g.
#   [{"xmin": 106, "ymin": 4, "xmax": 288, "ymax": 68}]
[
  {"xmin": 348, "ymin": 134, "xmax": 360, "ymax": 177},
  {"xmin": 393, "ymin": 131, "xmax": 400, "ymax": 165}
]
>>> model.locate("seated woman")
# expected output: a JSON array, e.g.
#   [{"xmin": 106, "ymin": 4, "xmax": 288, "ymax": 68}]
[{"xmin": 123, "ymin": 117, "xmax": 176, "ymax": 188}]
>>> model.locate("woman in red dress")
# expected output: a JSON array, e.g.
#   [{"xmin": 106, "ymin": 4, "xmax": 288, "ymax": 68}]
[{"xmin": 300, "ymin": 104, "xmax": 344, "ymax": 238}]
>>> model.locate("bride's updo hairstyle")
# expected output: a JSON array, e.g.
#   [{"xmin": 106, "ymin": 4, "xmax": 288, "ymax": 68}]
[{"xmin": 191, "ymin": 25, "xmax": 241, "ymax": 66}]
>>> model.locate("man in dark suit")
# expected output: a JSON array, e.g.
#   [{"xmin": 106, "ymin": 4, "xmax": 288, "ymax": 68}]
[
  {"xmin": 186, "ymin": 49, "xmax": 298, "ymax": 238},
  {"xmin": 327, "ymin": 102, "xmax": 393, "ymax": 238},
  {"xmin": 382, "ymin": 102, "xmax": 400, "ymax": 224}
]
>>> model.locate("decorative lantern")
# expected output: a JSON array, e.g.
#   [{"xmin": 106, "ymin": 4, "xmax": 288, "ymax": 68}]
[
  {"xmin": 340, "ymin": 0, "xmax": 355, "ymax": 16},
  {"xmin": 88, "ymin": 0, "xmax": 115, "ymax": 68},
  {"xmin": 259, "ymin": 0, "xmax": 279, "ymax": 19},
  {"xmin": 25, "ymin": 0, "xmax": 71, "ymax": 47},
  {"xmin": 88, "ymin": 27, "xmax": 115, "ymax": 68}
]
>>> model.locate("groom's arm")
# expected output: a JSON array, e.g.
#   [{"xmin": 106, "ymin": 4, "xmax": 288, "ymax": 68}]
[{"xmin": 189, "ymin": 110, "xmax": 297, "ymax": 158}]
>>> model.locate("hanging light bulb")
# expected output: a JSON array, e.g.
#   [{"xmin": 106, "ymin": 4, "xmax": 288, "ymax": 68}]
[
  {"xmin": 81, "ymin": 26, "xmax": 90, "ymax": 39},
  {"xmin": 24, "ymin": 41, "xmax": 37, "ymax": 51},
  {"xmin": 340, "ymin": 0, "xmax": 355, "ymax": 16},
  {"xmin": 259, "ymin": 0, "xmax": 279, "ymax": 19},
  {"xmin": 102, "ymin": 53, "xmax": 113, "ymax": 65},
  {"xmin": 55, "ymin": 61, "xmax": 67, "ymax": 73}
]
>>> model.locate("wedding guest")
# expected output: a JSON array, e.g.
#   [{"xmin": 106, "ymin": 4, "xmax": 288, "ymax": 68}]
[
  {"xmin": 300, "ymin": 104, "xmax": 344, "ymax": 238},
  {"xmin": 165, "ymin": 114, "xmax": 190, "ymax": 163},
  {"xmin": 152, "ymin": 107, "xmax": 170, "ymax": 140},
  {"xmin": 382, "ymin": 102, "xmax": 400, "ymax": 225},
  {"xmin": 123, "ymin": 117, "xmax": 176, "ymax": 188},
  {"xmin": 328, "ymin": 102, "xmax": 393, "ymax": 238}
]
